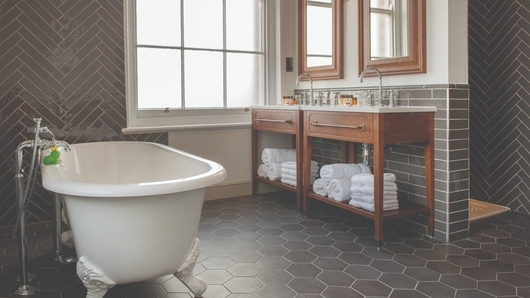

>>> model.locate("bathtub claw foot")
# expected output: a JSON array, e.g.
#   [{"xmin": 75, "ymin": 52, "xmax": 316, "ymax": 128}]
[
  {"xmin": 175, "ymin": 238, "xmax": 206, "ymax": 298},
  {"xmin": 77, "ymin": 256, "xmax": 116, "ymax": 298}
]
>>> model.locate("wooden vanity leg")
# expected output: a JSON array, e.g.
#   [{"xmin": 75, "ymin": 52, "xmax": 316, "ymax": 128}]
[
  {"xmin": 425, "ymin": 116, "xmax": 435, "ymax": 237},
  {"xmin": 302, "ymin": 119, "xmax": 312, "ymax": 215},
  {"xmin": 373, "ymin": 116, "xmax": 385, "ymax": 247},
  {"xmin": 251, "ymin": 126, "xmax": 258, "ymax": 195}
]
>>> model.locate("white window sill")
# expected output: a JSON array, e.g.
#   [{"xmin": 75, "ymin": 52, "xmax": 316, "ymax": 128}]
[{"xmin": 122, "ymin": 121, "xmax": 251, "ymax": 134}]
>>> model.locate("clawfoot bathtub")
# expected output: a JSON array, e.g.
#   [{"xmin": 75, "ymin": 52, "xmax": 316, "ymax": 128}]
[{"xmin": 41, "ymin": 142, "xmax": 226, "ymax": 298}]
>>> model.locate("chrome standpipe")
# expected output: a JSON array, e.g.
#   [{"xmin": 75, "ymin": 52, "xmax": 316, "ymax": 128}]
[{"xmin": 54, "ymin": 193, "xmax": 77, "ymax": 265}]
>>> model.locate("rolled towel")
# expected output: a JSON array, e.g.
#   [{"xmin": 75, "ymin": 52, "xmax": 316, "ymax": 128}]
[
  {"xmin": 350, "ymin": 184, "xmax": 398, "ymax": 195},
  {"xmin": 267, "ymin": 163, "xmax": 283, "ymax": 180},
  {"xmin": 262, "ymin": 148, "xmax": 296, "ymax": 165},
  {"xmin": 313, "ymin": 178, "xmax": 329, "ymax": 196},
  {"xmin": 359, "ymin": 163, "xmax": 372, "ymax": 174},
  {"xmin": 257, "ymin": 164, "xmax": 268, "ymax": 178},
  {"xmin": 328, "ymin": 178, "xmax": 352, "ymax": 202},
  {"xmin": 349, "ymin": 199, "xmax": 399, "ymax": 212},
  {"xmin": 320, "ymin": 163, "xmax": 364, "ymax": 182},
  {"xmin": 350, "ymin": 194, "xmax": 399, "ymax": 204},
  {"xmin": 351, "ymin": 173, "xmax": 396, "ymax": 186}
]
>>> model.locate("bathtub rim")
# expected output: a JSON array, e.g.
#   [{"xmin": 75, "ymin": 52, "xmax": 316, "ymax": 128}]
[{"xmin": 40, "ymin": 141, "xmax": 226, "ymax": 197}]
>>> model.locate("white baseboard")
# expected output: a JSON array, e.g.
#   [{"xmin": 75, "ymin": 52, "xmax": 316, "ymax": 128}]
[{"xmin": 204, "ymin": 180, "xmax": 252, "ymax": 201}]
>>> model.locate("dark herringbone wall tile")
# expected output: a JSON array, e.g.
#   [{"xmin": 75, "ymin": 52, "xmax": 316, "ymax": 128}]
[
  {"xmin": 0, "ymin": 1, "xmax": 168, "ymax": 226},
  {"xmin": 469, "ymin": 0, "xmax": 530, "ymax": 215}
]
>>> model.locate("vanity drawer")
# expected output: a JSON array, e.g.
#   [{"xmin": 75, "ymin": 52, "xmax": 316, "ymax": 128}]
[
  {"xmin": 253, "ymin": 110, "xmax": 299, "ymax": 134},
  {"xmin": 306, "ymin": 112, "xmax": 373, "ymax": 142}
]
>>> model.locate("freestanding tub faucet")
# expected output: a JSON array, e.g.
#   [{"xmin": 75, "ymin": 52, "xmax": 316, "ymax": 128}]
[
  {"xmin": 296, "ymin": 73, "xmax": 313, "ymax": 105},
  {"xmin": 359, "ymin": 67, "xmax": 383, "ymax": 107}
]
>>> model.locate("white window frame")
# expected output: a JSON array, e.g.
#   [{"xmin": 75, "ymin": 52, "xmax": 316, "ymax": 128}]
[{"xmin": 123, "ymin": 0, "xmax": 280, "ymax": 133}]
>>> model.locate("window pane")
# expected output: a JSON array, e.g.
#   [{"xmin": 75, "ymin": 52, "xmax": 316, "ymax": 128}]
[
  {"xmin": 184, "ymin": 50, "xmax": 223, "ymax": 108},
  {"xmin": 136, "ymin": 0, "xmax": 180, "ymax": 46},
  {"xmin": 371, "ymin": 0, "xmax": 392, "ymax": 9},
  {"xmin": 371, "ymin": 12, "xmax": 391, "ymax": 59},
  {"xmin": 227, "ymin": 53, "xmax": 262, "ymax": 107},
  {"xmin": 227, "ymin": 0, "xmax": 262, "ymax": 51},
  {"xmin": 184, "ymin": 0, "xmax": 223, "ymax": 49},
  {"xmin": 137, "ymin": 48, "xmax": 181, "ymax": 109},
  {"xmin": 307, "ymin": 5, "xmax": 332, "ymax": 67}
]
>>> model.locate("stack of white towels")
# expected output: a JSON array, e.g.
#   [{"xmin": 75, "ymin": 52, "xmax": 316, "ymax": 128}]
[
  {"xmin": 257, "ymin": 148, "xmax": 318, "ymax": 186},
  {"xmin": 312, "ymin": 163, "xmax": 371, "ymax": 202},
  {"xmin": 349, "ymin": 173, "xmax": 399, "ymax": 212},
  {"xmin": 280, "ymin": 161, "xmax": 319, "ymax": 186}
]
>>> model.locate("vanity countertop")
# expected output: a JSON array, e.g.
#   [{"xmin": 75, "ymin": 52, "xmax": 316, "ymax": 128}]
[{"xmin": 251, "ymin": 105, "xmax": 436, "ymax": 113}]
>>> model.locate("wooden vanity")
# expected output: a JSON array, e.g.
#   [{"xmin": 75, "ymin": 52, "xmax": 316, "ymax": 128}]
[{"xmin": 252, "ymin": 105, "xmax": 435, "ymax": 246}]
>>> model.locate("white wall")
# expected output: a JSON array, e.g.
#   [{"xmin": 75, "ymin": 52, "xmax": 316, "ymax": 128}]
[{"xmin": 169, "ymin": 0, "xmax": 469, "ymax": 200}]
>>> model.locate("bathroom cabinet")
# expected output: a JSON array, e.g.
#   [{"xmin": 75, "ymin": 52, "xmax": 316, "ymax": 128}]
[
  {"xmin": 251, "ymin": 105, "xmax": 435, "ymax": 246},
  {"xmin": 251, "ymin": 106, "xmax": 304, "ymax": 209},
  {"xmin": 302, "ymin": 107, "xmax": 435, "ymax": 246}
]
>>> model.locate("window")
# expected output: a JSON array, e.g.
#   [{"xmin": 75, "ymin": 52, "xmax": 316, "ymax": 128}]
[
  {"xmin": 370, "ymin": 0, "xmax": 408, "ymax": 60},
  {"xmin": 124, "ymin": 0, "xmax": 273, "ymax": 132}
]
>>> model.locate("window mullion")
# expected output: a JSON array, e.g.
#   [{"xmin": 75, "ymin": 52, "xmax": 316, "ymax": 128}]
[
  {"xmin": 180, "ymin": 0, "xmax": 186, "ymax": 109},
  {"xmin": 223, "ymin": 0, "xmax": 227, "ymax": 108}
]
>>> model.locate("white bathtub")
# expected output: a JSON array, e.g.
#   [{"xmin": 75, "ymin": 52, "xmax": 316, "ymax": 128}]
[{"xmin": 41, "ymin": 141, "xmax": 226, "ymax": 298}]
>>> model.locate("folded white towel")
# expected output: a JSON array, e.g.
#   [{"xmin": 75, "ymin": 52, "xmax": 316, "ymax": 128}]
[
  {"xmin": 281, "ymin": 176, "xmax": 316, "ymax": 187},
  {"xmin": 281, "ymin": 173, "xmax": 296, "ymax": 181},
  {"xmin": 350, "ymin": 184, "xmax": 398, "ymax": 195},
  {"xmin": 350, "ymin": 173, "xmax": 396, "ymax": 186},
  {"xmin": 328, "ymin": 178, "xmax": 352, "ymax": 202},
  {"xmin": 313, "ymin": 178, "xmax": 329, "ymax": 196},
  {"xmin": 281, "ymin": 160, "xmax": 318, "ymax": 169},
  {"xmin": 262, "ymin": 148, "xmax": 296, "ymax": 165},
  {"xmin": 349, "ymin": 199, "xmax": 399, "ymax": 212},
  {"xmin": 358, "ymin": 163, "xmax": 372, "ymax": 174},
  {"xmin": 257, "ymin": 164, "xmax": 268, "ymax": 178},
  {"xmin": 281, "ymin": 168, "xmax": 319, "ymax": 176},
  {"xmin": 350, "ymin": 194, "xmax": 399, "ymax": 204},
  {"xmin": 320, "ymin": 163, "xmax": 366, "ymax": 182},
  {"xmin": 267, "ymin": 163, "xmax": 283, "ymax": 180}
]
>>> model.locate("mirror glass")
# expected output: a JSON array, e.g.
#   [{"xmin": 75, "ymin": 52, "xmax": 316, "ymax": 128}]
[
  {"xmin": 359, "ymin": 0, "xmax": 425, "ymax": 75},
  {"xmin": 299, "ymin": 0, "xmax": 343, "ymax": 80}
]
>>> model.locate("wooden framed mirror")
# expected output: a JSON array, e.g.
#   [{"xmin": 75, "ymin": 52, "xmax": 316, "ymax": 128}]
[
  {"xmin": 358, "ymin": 0, "xmax": 426, "ymax": 76},
  {"xmin": 298, "ymin": 0, "xmax": 343, "ymax": 80}
]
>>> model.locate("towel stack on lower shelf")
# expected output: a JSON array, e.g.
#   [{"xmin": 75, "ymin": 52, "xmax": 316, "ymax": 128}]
[
  {"xmin": 312, "ymin": 163, "xmax": 371, "ymax": 200},
  {"xmin": 349, "ymin": 173, "xmax": 399, "ymax": 212},
  {"xmin": 257, "ymin": 148, "xmax": 296, "ymax": 180},
  {"xmin": 280, "ymin": 161, "xmax": 319, "ymax": 186}
]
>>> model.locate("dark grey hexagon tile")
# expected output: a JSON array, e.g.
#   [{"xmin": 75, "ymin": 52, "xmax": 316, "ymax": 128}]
[
  {"xmin": 287, "ymin": 277, "xmax": 326, "ymax": 294},
  {"xmin": 480, "ymin": 243, "xmax": 511, "ymax": 254},
  {"xmin": 316, "ymin": 270, "xmax": 354, "ymax": 287},
  {"xmin": 432, "ymin": 243, "xmax": 465, "ymax": 255},
  {"xmin": 201, "ymin": 256, "xmax": 235, "ymax": 270},
  {"xmin": 201, "ymin": 284, "xmax": 231, "ymax": 298},
  {"xmin": 518, "ymin": 287, "xmax": 530, "ymax": 298},
  {"xmin": 403, "ymin": 239, "xmax": 435, "ymax": 249},
  {"xmin": 256, "ymin": 221, "xmax": 282, "ymax": 229},
  {"xmin": 255, "ymin": 284, "xmax": 295, "ymax": 298},
  {"xmin": 258, "ymin": 236, "xmax": 287, "ymax": 246},
  {"xmin": 446, "ymin": 255, "xmax": 479, "ymax": 267},
  {"xmin": 237, "ymin": 211, "xmax": 262, "ymax": 218},
  {"xmin": 497, "ymin": 237, "xmax": 527, "ymax": 247},
  {"xmin": 280, "ymin": 231, "xmax": 309, "ymax": 241},
  {"xmin": 403, "ymin": 267, "xmax": 441, "ymax": 282},
  {"xmin": 392, "ymin": 254, "xmax": 427, "ymax": 267},
  {"xmin": 282, "ymin": 241, "xmax": 313, "ymax": 251},
  {"xmin": 370, "ymin": 259, "xmax": 405, "ymax": 273},
  {"xmin": 196, "ymin": 269, "xmax": 233, "ymax": 284},
  {"xmin": 497, "ymin": 224, "xmax": 524, "ymax": 234},
  {"xmin": 302, "ymin": 227, "xmax": 329, "ymax": 236},
  {"xmin": 308, "ymin": 246, "xmax": 341, "ymax": 258},
  {"xmin": 416, "ymin": 281, "xmax": 456, "ymax": 298},
  {"xmin": 284, "ymin": 251, "xmax": 317, "ymax": 263},
  {"xmin": 351, "ymin": 280, "xmax": 392, "ymax": 297},
  {"xmin": 332, "ymin": 241, "xmax": 363, "ymax": 252},
  {"xmin": 349, "ymin": 228, "xmax": 376, "ymax": 237},
  {"xmin": 452, "ymin": 239, "xmax": 481, "ymax": 249},
  {"xmin": 206, "ymin": 244, "xmax": 237, "ymax": 257},
  {"xmin": 277, "ymin": 217, "xmax": 303, "ymax": 224},
  {"xmin": 232, "ymin": 241, "xmax": 263, "ymax": 252},
  {"xmin": 229, "ymin": 251, "xmax": 263, "ymax": 263},
  {"xmin": 497, "ymin": 272, "xmax": 530, "ymax": 287},
  {"xmin": 379, "ymin": 273, "xmax": 417, "ymax": 289},
  {"xmin": 460, "ymin": 267, "xmax": 497, "ymax": 281},
  {"xmin": 382, "ymin": 233, "xmax": 407, "ymax": 243},
  {"xmin": 515, "ymin": 264, "xmax": 530, "ymax": 276},
  {"xmin": 234, "ymin": 232, "xmax": 262, "ymax": 242},
  {"xmin": 304, "ymin": 236, "xmax": 335, "ymax": 246},
  {"xmin": 279, "ymin": 224, "xmax": 305, "ymax": 232},
  {"xmin": 286, "ymin": 263, "xmax": 322, "ymax": 278},
  {"xmin": 479, "ymin": 260, "xmax": 514, "ymax": 273},
  {"xmin": 512, "ymin": 231, "xmax": 530, "ymax": 241},
  {"xmin": 345, "ymin": 265, "xmax": 382, "ymax": 279},
  {"xmin": 414, "ymin": 249, "xmax": 447, "ymax": 260},
  {"xmin": 257, "ymin": 228, "xmax": 284, "ymax": 237},
  {"xmin": 496, "ymin": 252, "xmax": 530, "ymax": 265},
  {"xmin": 200, "ymin": 217, "xmax": 221, "ymax": 225},
  {"xmin": 439, "ymin": 274, "xmax": 477, "ymax": 289},
  {"xmin": 426, "ymin": 261, "xmax": 461, "ymax": 274},
  {"xmin": 124, "ymin": 283, "xmax": 167, "ymax": 298},
  {"xmin": 466, "ymin": 233, "xmax": 495, "ymax": 244},
  {"xmin": 256, "ymin": 269, "xmax": 294, "ymax": 285},
  {"xmin": 464, "ymin": 249, "xmax": 496, "ymax": 260},
  {"xmin": 477, "ymin": 280, "xmax": 516, "ymax": 297},
  {"xmin": 321, "ymin": 286, "xmax": 363, "ymax": 298},
  {"xmin": 237, "ymin": 217, "xmax": 262, "ymax": 225},
  {"xmin": 481, "ymin": 229, "xmax": 510, "ymax": 238},
  {"xmin": 235, "ymin": 224, "xmax": 262, "ymax": 233},
  {"xmin": 322, "ymin": 223, "xmax": 350, "ymax": 232},
  {"xmin": 454, "ymin": 289, "xmax": 496, "ymax": 298},
  {"xmin": 312, "ymin": 257, "xmax": 347, "ymax": 271},
  {"xmin": 362, "ymin": 247, "xmax": 394, "ymax": 260},
  {"xmin": 257, "ymin": 245, "xmax": 288, "ymax": 257},
  {"xmin": 219, "ymin": 208, "xmax": 242, "ymax": 215},
  {"xmin": 389, "ymin": 289, "xmax": 429, "ymax": 298},
  {"xmin": 512, "ymin": 246, "xmax": 530, "ymax": 257},
  {"xmin": 224, "ymin": 277, "xmax": 263, "ymax": 294},
  {"xmin": 383, "ymin": 243, "xmax": 415, "ymax": 254},
  {"xmin": 339, "ymin": 252, "xmax": 373, "ymax": 265},
  {"xmin": 327, "ymin": 232, "xmax": 356, "ymax": 242},
  {"xmin": 227, "ymin": 263, "xmax": 263, "ymax": 277},
  {"xmin": 256, "ymin": 257, "xmax": 291, "ymax": 269},
  {"xmin": 218, "ymin": 215, "xmax": 242, "ymax": 221},
  {"xmin": 299, "ymin": 219, "xmax": 325, "ymax": 228}
]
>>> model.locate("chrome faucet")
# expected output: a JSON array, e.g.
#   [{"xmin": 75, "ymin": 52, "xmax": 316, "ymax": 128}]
[
  {"xmin": 296, "ymin": 73, "xmax": 313, "ymax": 105},
  {"xmin": 359, "ymin": 67, "xmax": 383, "ymax": 107}
]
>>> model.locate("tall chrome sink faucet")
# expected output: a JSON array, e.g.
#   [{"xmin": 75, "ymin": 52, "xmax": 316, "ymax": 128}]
[
  {"xmin": 359, "ymin": 67, "xmax": 383, "ymax": 107},
  {"xmin": 296, "ymin": 73, "xmax": 313, "ymax": 105}
]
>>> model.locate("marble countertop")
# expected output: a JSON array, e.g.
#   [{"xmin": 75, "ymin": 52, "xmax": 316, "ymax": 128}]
[{"xmin": 250, "ymin": 105, "xmax": 436, "ymax": 113}]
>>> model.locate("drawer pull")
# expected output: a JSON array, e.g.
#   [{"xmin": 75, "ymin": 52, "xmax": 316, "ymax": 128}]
[
  {"xmin": 311, "ymin": 121, "xmax": 365, "ymax": 131},
  {"xmin": 257, "ymin": 118, "xmax": 293, "ymax": 124}
]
